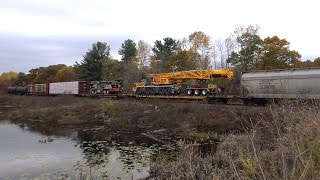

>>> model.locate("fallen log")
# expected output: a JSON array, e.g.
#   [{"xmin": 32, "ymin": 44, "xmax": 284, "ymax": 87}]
[{"xmin": 141, "ymin": 132, "xmax": 166, "ymax": 144}]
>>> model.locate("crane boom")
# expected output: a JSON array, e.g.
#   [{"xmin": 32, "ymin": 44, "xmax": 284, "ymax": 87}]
[{"xmin": 151, "ymin": 68, "xmax": 233, "ymax": 85}]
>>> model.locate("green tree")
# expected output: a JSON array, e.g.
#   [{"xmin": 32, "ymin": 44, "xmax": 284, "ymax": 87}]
[
  {"xmin": 75, "ymin": 41, "xmax": 111, "ymax": 81},
  {"xmin": 257, "ymin": 36, "xmax": 301, "ymax": 70},
  {"xmin": 118, "ymin": 39, "xmax": 139, "ymax": 92},
  {"xmin": 118, "ymin": 39, "xmax": 137, "ymax": 64},
  {"xmin": 16, "ymin": 72, "xmax": 28, "ymax": 85},
  {"xmin": 122, "ymin": 60, "xmax": 140, "ymax": 92},
  {"xmin": 170, "ymin": 50, "xmax": 196, "ymax": 71},
  {"xmin": 103, "ymin": 59, "xmax": 122, "ymax": 80},
  {"xmin": 152, "ymin": 37, "xmax": 177, "ymax": 72},
  {"xmin": 227, "ymin": 25, "xmax": 263, "ymax": 71}
]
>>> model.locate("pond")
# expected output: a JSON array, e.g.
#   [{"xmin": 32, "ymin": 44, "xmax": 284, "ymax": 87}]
[{"xmin": 0, "ymin": 121, "xmax": 155, "ymax": 179}]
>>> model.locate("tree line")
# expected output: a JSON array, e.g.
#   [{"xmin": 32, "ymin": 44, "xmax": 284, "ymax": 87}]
[{"xmin": 1, "ymin": 25, "xmax": 320, "ymax": 91}]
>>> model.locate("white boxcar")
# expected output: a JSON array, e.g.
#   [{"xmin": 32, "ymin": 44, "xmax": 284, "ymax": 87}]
[
  {"xmin": 49, "ymin": 81, "xmax": 88, "ymax": 95},
  {"xmin": 241, "ymin": 68, "xmax": 320, "ymax": 99}
]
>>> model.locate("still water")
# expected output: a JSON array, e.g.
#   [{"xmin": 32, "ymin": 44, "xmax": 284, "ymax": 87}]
[{"xmin": 0, "ymin": 121, "xmax": 154, "ymax": 179}]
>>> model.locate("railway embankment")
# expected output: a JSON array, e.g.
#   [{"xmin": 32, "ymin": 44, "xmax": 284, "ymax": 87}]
[
  {"xmin": 1, "ymin": 94, "xmax": 267, "ymax": 138},
  {"xmin": 1, "ymin": 93, "xmax": 320, "ymax": 179}
]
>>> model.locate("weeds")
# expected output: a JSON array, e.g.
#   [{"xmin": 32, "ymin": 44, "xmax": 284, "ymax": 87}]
[
  {"xmin": 150, "ymin": 102, "xmax": 320, "ymax": 179},
  {"xmin": 149, "ymin": 140, "xmax": 219, "ymax": 180}
]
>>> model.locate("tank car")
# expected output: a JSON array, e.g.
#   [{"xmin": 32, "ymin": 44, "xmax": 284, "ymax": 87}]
[{"xmin": 7, "ymin": 86, "xmax": 28, "ymax": 95}]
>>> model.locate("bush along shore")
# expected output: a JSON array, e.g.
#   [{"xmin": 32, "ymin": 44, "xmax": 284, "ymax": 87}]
[{"xmin": 2, "ymin": 94, "xmax": 319, "ymax": 179}]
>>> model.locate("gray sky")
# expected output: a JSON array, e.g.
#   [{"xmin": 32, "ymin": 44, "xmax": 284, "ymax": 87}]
[{"xmin": 0, "ymin": 0, "xmax": 319, "ymax": 73}]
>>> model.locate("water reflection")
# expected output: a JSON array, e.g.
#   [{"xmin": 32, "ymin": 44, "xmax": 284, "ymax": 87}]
[
  {"xmin": 77, "ymin": 140, "xmax": 110, "ymax": 168},
  {"xmin": 0, "ymin": 121, "xmax": 155, "ymax": 179}
]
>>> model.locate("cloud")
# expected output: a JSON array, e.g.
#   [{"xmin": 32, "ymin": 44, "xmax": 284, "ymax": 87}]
[
  {"xmin": 0, "ymin": 33, "xmax": 127, "ymax": 73},
  {"xmin": 0, "ymin": 0, "xmax": 319, "ymax": 73}
]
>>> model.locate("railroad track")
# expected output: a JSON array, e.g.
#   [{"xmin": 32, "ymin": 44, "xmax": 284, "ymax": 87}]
[{"xmin": 99, "ymin": 94, "xmax": 253, "ymax": 106}]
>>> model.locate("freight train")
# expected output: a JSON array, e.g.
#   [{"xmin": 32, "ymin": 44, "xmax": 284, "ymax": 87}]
[
  {"xmin": 7, "ymin": 67, "xmax": 320, "ymax": 105},
  {"xmin": 7, "ymin": 80, "xmax": 123, "ymax": 97}
]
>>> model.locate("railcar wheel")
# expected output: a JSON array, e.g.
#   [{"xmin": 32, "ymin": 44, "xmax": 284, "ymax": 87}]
[
  {"xmin": 162, "ymin": 88, "xmax": 167, "ymax": 95},
  {"xmin": 159, "ymin": 88, "xmax": 164, "ymax": 95},
  {"xmin": 187, "ymin": 89, "xmax": 193, "ymax": 95},
  {"xmin": 194, "ymin": 89, "xmax": 200, "ymax": 96},
  {"xmin": 201, "ymin": 90, "xmax": 207, "ymax": 96}
]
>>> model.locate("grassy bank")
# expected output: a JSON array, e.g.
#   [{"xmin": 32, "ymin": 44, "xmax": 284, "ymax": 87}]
[
  {"xmin": 1, "ymin": 94, "xmax": 268, "ymax": 140},
  {"xmin": 149, "ymin": 103, "xmax": 320, "ymax": 179},
  {"xmin": 5, "ymin": 94, "xmax": 315, "ymax": 179}
]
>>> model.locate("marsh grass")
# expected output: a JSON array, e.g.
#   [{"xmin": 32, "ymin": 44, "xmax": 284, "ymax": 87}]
[{"xmin": 150, "ymin": 102, "xmax": 320, "ymax": 179}]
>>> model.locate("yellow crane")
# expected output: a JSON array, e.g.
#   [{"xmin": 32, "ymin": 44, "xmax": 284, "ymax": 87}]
[
  {"xmin": 133, "ymin": 68, "xmax": 233, "ymax": 96},
  {"xmin": 150, "ymin": 68, "xmax": 233, "ymax": 85}
]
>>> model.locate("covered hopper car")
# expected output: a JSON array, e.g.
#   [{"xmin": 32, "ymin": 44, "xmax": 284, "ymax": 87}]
[{"xmin": 241, "ymin": 67, "xmax": 320, "ymax": 104}]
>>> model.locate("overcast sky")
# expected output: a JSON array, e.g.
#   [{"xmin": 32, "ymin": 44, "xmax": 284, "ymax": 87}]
[{"xmin": 0, "ymin": 0, "xmax": 319, "ymax": 73}]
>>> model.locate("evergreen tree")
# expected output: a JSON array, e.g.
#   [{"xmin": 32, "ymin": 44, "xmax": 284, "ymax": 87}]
[
  {"xmin": 75, "ymin": 42, "xmax": 111, "ymax": 81},
  {"xmin": 118, "ymin": 39, "xmax": 137, "ymax": 64},
  {"xmin": 152, "ymin": 37, "xmax": 177, "ymax": 72}
]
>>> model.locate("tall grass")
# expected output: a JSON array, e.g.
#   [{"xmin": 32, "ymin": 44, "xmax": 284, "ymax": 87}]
[{"xmin": 150, "ymin": 102, "xmax": 320, "ymax": 179}]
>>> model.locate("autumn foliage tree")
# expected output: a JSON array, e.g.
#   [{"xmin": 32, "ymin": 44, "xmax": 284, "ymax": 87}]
[
  {"xmin": 136, "ymin": 40, "xmax": 151, "ymax": 73},
  {"xmin": 3, "ymin": 26, "xmax": 316, "ymax": 88},
  {"xmin": 257, "ymin": 36, "xmax": 301, "ymax": 70},
  {"xmin": 28, "ymin": 64, "xmax": 73, "ymax": 83},
  {"xmin": 54, "ymin": 66, "xmax": 76, "ymax": 82},
  {"xmin": 227, "ymin": 26, "xmax": 263, "ymax": 71},
  {"xmin": 313, "ymin": 57, "xmax": 320, "ymax": 67},
  {"xmin": 0, "ymin": 71, "xmax": 18, "ymax": 87},
  {"xmin": 188, "ymin": 31, "xmax": 212, "ymax": 69}
]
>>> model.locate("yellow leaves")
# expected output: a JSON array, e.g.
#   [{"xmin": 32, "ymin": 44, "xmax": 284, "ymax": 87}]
[
  {"xmin": 0, "ymin": 71, "xmax": 18, "ymax": 86},
  {"xmin": 54, "ymin": 66, "xmax": 75, "ymax": 82},
  {"xmin": 0, "ymin": 71, "xmax": 18, "ymax": 81},
  {"xmin": 188, "ymin": 31, "xmax": 211, "ymax": 53},
  {"xmin": 240, "ymin": 153, "xmax": 257, "ymax": 176}
]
